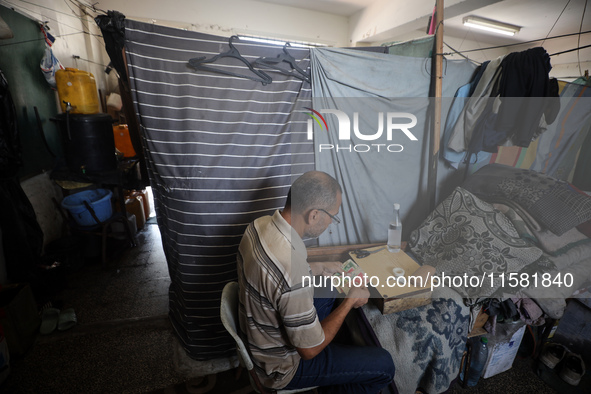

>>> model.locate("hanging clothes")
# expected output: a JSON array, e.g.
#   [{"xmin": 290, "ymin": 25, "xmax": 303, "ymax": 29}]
[
  {"xmin": 442, "ymin": 61, "xmax": 493, "ymax": 168},
  {"xmin": 448, "ymin": 47, "xmax": 560, "ymax": 159},
  {"xmin": 447, "ymin": 55, "xmax": 505, "ymax": 153},
  {"xmin": 94, "ymin": 11, "xmax": 127, "ymax": 78},
  {"xmin": 494, "ymin": 47, "xmax": 558, "ymax": 148},
  {"xmin": 531, "ymin": 82, "xmax": 591, "ymax": 179}
]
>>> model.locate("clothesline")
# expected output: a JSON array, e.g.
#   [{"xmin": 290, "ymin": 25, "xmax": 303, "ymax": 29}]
[
  {"xmin": 549, "ymin": 43, "xmax": 591, "ymax": 57},
  {"xmin": 440, "ymin": 29, "xmax": 591, "ymax": 56},
  {"xmin": 442, "ymin": 42, "xmax": 591, "ymax": 64}
]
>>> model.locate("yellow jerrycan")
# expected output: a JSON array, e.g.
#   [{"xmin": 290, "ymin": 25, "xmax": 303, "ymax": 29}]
[{"xmin": 55, "ymin": 67, "xmax": 100, "ymax": 114}]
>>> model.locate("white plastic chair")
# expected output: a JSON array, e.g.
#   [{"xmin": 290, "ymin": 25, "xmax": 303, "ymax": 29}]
[{"xmin": 220, "ymin": 281, "xmax": 317, "ymax": 394}]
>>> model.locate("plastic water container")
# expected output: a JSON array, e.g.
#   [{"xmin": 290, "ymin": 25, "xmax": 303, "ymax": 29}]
[
  {"xmin": 126, "ymin": 189, "xmax": 150, "ymax": 220},
  {"xmin": 55, "ymin": 68, "xmax": 100, "ymax": 114},
  {"xmin": 137, "ymin": 189, "xmax": 151, "ymax": 219},
  {"xmin": 112, "ymin": 124, "xmax": 136, "ymax": 158},
  {"xmin": 55, "ymin": 113, "xmax": 118, "ymax": 173},
  {"xmin": 466, "ymin": 337, "xmax": 489, "ymax": 386},
  {"xmin": 61, "ymin": 189, "xmax": 113, "ymax": 227},
  {"xmin": 125, "ymin": 195, "xmax": 145, "ymax": 230}
]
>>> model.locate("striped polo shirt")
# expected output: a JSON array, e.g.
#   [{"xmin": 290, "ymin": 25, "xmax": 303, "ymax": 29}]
[{"xmin": 237, "ymin": 210, "xmax": 325, "ymax": 389}]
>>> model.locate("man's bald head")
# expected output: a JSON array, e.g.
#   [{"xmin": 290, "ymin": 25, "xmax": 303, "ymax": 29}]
[{"xmin": 286, "ymin": 171, "xmax": 342, "ymax": 215}]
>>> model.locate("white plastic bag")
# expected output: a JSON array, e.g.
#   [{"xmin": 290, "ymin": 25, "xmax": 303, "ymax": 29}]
[
  {"xmin": 39, "ymin": 26, "xmax": 63, "ymax": 88},
  {"xmin": 40, "ymin": 45, "xmax": 63, "ymax": 88}
]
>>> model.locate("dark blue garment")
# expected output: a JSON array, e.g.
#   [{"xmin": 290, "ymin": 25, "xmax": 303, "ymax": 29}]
[
  {"xmin": 495, "ymin": 47, "xmax": 554, "ymax": 147},
  {"xmin": 284, "ymin": 296, "xmax": 395, "ymax": 394}
]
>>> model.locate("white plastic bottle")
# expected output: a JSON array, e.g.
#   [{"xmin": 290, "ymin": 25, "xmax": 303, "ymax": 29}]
[{"xmin": 387, "ymin": 203, "xmax": 402, "ymax": 253}]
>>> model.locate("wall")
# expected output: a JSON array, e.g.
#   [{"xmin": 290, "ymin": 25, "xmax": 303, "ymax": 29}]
[
  {"xmin": 95, "ymin": 0, "xmax": 349, "ymax": 47},
  {"xmin": 0, "ymin": 6, "xmax": 61, "ymax": 178},
  {"xmin": 0, "ymin": 0, "xmax": 111, "ymax": 93},
  {"xmin": 0, "ymin": 1, "xmax": 112, "ymax": 178},
  {"xmin": 0, "ymin": 1, "xmax": 112, "ymax": 271}
]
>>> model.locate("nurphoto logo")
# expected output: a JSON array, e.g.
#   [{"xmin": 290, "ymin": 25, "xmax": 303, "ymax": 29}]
[{"xmin": 305, "ymin": 108, "xmax": 419, "ymax": 153}]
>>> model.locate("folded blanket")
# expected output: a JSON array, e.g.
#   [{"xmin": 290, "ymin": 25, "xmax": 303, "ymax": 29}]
[{"xmin": 462, "ymin": 164, "xmax": 591, "ymax": 236}]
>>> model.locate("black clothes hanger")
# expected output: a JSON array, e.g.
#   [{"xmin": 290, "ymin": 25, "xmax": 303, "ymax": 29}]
[
  {"xmin": 188, "ymin": 35, "xmax": 272, "ymax": 85},
  {"xmin": 252, "ymin": 43, "xmax": 311, "ymax": 84}
]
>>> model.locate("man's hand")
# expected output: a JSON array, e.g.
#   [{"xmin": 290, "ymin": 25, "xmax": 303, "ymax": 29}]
[
  {"xmin": 310, "ymin": 261, "xmax": 343, "ymax": 276},
  {"xmin": 345, "ymin": 286, "xmax": 370, "ymax": 309},
  {"xmin": 296, "ymin": 284, "xmax": 369, "ymax": 360}
]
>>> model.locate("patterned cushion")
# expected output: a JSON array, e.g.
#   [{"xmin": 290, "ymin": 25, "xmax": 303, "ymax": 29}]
[{"xmin": 409, "ymin": 187, "xmax": 543, "ymax": 298}]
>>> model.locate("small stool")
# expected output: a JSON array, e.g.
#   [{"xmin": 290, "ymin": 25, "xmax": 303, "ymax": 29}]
[{"xmin": 55, "ymin": 198, "xmax": 137, "ymax": 268}]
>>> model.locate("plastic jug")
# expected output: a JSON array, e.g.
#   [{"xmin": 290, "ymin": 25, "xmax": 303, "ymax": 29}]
[
  {"xmin": 125, "ymin": 190, "xmax": 151, "ymax": 220},
  {"xmin": 112, "ymin": 124, "xmax": 137, "ymax": 158},
  {"xmin": 55, "ymin": 68, "xmax": 100, "ymax": 114},
  {"xmin": 124, "ymin": 194, "xmax": 145, "ymax": 230}
]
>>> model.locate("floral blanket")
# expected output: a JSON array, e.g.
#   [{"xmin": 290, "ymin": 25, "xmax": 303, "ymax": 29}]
[
  {"xmin": 408, "ymin": 186, "xmax": 545, "ymax": 302},
  {"xmin": 360, "ymin": 286, "xmax": 469, "ymax": 394}
]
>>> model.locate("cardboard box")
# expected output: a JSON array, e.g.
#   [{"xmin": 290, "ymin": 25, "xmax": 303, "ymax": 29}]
[
  {"xmin": 349, "ymin": 246, "xmax": 432, "ymax": 314},
  {"xmin": 482, "ymin": 323, "xmax": 526, "ymax": 379},
  {"xmin": 0, "ymin": 284, "xmax": 40, "ymax": 356}
]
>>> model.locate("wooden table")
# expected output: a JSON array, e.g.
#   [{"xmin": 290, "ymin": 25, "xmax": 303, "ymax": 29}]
[{"xmin": 307, "ymin": 242, "xmax": 432, "ymax": 314}]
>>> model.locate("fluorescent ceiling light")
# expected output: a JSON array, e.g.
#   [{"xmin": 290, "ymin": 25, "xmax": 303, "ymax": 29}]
[
  {"xmin": 237, "ymin": 35, "xmax": 323, "ymax": 48},
  {"xmin": 463, "ymin": 16, "xmax": 521, "ymax": 36}
]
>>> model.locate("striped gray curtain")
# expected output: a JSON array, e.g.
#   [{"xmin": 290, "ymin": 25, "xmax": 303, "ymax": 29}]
[{"xmin": 124, "ymin": 20, "xmax": 313, "ymax": 360}]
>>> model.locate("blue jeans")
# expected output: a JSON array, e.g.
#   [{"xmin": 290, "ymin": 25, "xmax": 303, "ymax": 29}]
[{"xmin": 284, "ymin": 295, "xmax": 395, "ymax": 393}]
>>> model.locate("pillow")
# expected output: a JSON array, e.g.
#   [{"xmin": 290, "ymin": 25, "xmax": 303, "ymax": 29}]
[
  {"xmin": 409, "ymin": 187, "xmax": 543, "ymax": 299},
  {"xmin": 494, "ymin": 203, "xmax": 591, "ymax": 256},
  {"xmin": 462, "ymin": 164, "xmax": 591, "ymax": 236}
]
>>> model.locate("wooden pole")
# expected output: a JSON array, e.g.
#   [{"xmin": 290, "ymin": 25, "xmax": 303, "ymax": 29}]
[{"xmin": 429, "ymin": 0, "xmax": 444, "ymax": 211}]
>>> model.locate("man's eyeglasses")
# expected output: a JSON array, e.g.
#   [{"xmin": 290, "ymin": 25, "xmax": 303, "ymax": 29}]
[{"xmin": 316, "ymin": 208, "xmax": 341, "ymax": 224}]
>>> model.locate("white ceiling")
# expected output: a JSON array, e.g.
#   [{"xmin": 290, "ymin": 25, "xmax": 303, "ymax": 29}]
[
  {"xmin": 443, "ymin": 0, "xmax": 590, "ymax": 46},
  {"xmin": 261, "ymin": 0, "xmax": 590, "ymax": 47},
  {"xmin": 256, "ymin": 0, "xmax": 377, "ymax": 17},
  {"xmin": 81, "ymin": 0, "xmax": 590, "ymax": 74},
  {"xmin": 256, "ymin": 0, "xmax": 590, "ymax": 70}
]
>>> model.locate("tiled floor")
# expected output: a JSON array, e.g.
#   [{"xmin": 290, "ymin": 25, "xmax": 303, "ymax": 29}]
[{"xmin": 1, "ymin": 222, "xmax": 189, "ymax": 393}]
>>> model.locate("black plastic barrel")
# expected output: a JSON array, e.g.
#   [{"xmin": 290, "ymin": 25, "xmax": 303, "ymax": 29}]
[{"xmin": 55, "ymin": 113, "xmax": 117, "ymax": 173}]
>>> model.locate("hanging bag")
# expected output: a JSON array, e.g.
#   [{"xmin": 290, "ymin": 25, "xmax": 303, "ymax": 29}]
[{"xmin": 39, "ymin": 25, "xmax": 63, "ymax": 89}]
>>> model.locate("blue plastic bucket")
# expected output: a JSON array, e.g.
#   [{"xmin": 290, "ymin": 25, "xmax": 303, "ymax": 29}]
[{"xmin": 61, "ymin": 188, "xmax": 113, "ymax": 227}]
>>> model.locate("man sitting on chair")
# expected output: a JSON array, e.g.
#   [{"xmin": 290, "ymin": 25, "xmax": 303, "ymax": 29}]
[{"xmin": 237, "ymin": 171, "xmax": 395, "ymax": 393}]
